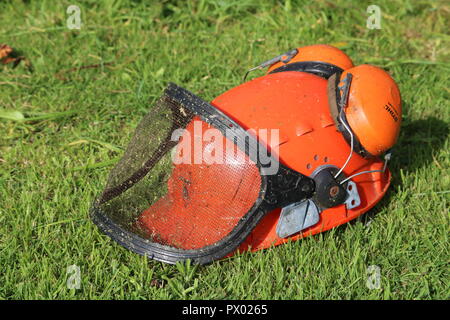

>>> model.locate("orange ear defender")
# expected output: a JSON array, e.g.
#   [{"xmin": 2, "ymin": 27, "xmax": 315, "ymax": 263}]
[{"xmin": 91, "ymin": 47, "xmax": 402, "ymax": 264}]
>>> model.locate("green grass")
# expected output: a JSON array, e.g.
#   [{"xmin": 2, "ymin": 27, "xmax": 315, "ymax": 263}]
[{"xmin": 0, "ymin": 0, "xmax": 449, "ymax": 300}]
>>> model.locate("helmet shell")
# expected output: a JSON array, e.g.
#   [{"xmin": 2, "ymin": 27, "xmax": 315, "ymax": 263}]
[{"xmin": 211, "ymin": 71, "xmax": 391, "ymax": 252}]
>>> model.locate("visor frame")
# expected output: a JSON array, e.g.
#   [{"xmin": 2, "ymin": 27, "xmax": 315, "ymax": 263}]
[{"xmin": 90, "ymin": 83, "xmax": 315, "ymax": 264}]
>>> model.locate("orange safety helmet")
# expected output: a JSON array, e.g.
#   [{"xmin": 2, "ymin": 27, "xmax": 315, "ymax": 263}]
[{"xmin": 91, "ymin": 47, "xmax": 402, "ymax": 264}]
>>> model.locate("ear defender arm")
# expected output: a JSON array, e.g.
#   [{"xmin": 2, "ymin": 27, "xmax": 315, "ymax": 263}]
[
  {"xmin": 244, "ymin": 44, "xmax": 354, "ymax": 81},
  {"xmin": 243, "ymin": 48, "xmax": 298, "ymax": 81}
]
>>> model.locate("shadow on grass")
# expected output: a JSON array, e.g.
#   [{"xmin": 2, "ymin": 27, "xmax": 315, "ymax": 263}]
[
  {"xmin": 358, "ymin": 114, "xmax": 449, "ymax": 224},
  {"xmin": 392, "ymin": 116, "xmax": 449, "ymax": 174}
]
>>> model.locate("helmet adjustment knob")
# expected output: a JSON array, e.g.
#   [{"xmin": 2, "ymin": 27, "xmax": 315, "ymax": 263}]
[{"xmin": 312, "ymin": 167, "xmax": 348, "ymax": 209}]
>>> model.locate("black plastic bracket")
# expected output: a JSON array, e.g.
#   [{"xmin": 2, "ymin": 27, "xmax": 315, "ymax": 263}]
[{"xmin": 270, "ymin": 61, "xmax": 343, "ymax": 79}]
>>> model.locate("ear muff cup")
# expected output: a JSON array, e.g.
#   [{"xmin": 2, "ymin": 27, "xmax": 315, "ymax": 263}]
[{"xmin": 339, "ymin": 65, "xmax": 402, "ymax": 156}]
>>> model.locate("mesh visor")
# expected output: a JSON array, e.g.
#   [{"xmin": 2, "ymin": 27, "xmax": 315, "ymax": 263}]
[{"xmin": 95, "ymin": 86, "xmax": 262, "ymax": 252}]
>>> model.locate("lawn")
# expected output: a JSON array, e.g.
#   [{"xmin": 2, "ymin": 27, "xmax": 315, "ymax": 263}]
[{"xmin": 0, "ymin": 0, "xmax": 448, "ymax": 299}]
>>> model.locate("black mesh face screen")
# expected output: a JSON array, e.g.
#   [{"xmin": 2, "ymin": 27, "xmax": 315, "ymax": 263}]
[
  {"xmin": 104, "ymin": 96, "xmax": 192, "ymax": 192},
  {"xmin": 96, "ymin": 89, "xmax": 261, "ymax": 250},
  {"xmin": 97, "ymin": 95, "xmax": 192, "ymax": 232},
  {"xmin": 91, "ymin": 83, "xmax": 314, "ymax": 264}
]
